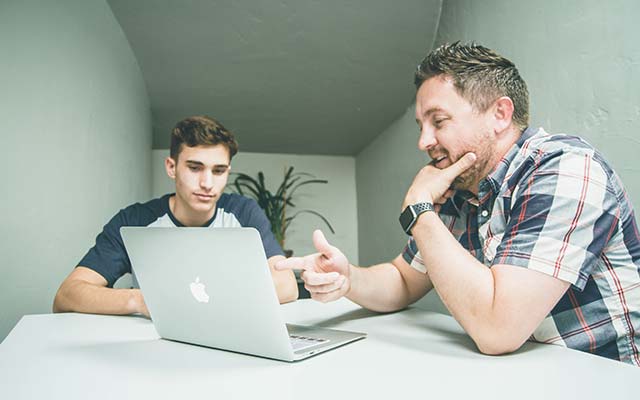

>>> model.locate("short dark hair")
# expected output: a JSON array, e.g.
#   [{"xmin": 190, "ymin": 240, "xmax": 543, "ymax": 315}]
[
  {"xmin": 415, "ymin": 42, "xmax": 529, "ymax": 130},
  {"xmin": 170, "ymin": 115, "xmax": 239, "ymax": 161}
]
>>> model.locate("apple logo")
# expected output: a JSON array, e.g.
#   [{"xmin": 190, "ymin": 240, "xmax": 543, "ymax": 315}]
[{"xmin": 189, "ymin": 276, "xmax": 210, "ymax": 303}]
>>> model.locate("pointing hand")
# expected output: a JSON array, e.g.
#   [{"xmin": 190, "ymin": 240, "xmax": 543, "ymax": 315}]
[{"xmin": 275, "ymin": 230, "xmax": 351, "ymax": 303}]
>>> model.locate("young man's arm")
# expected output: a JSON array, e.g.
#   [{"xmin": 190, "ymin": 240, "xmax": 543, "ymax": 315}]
[
  {"xmin": 53, "ymin": 266, "xmax": 149, "ymax": 317},
  {"xmin": 267, "ymin": 255, "xmax": 298, "ymax": 303}
]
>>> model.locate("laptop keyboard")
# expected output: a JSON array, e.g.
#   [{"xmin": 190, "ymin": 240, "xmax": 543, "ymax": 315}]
[{"xmin": 289, "ymin": 334, "xmax": 329, "ymax": 351}]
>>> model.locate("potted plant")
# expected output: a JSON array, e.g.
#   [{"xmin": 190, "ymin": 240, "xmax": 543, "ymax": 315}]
[{"xmin": 230, "ymin": 166, "xmax": 335, "ymax": 255}]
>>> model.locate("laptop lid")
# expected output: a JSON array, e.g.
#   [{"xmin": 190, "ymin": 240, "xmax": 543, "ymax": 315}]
[{"xmin": 121, "ymin": 227, "xmax": 365, "ymax": 362}]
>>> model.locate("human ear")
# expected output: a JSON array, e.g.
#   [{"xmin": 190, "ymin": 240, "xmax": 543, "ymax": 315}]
[
  {"xmin": 493, "ymin": 96, "xmax": 515, "ymax": 132},
  {"xmin": 165, "ymin": 156, "xmax": 177, "ymax": 179}
]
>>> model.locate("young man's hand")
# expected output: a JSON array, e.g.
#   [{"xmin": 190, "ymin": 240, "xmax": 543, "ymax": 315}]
[{"xmin": 129, "ymin": 289, "xmax": 150, "ymax": 318}]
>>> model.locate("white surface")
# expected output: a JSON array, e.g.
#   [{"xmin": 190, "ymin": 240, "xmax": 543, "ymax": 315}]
[
  {"xmin": 152, "ymin": 149, "xmax": 359, "ymax": 263},
  {"xmin": 1, "ymin": 299, "xmax": 636, "ymax": 399}
]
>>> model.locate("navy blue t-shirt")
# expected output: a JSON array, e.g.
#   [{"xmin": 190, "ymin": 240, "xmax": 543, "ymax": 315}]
[{"xmin": 78, "ymin": 193, "xmax": 284, "ymax": 287}]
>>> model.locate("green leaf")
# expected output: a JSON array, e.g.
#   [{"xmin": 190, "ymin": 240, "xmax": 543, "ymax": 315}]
[
  {"xmin": 286, "ymin": 209, "xmax": 335, "ymax": 233},
  {"xmin": 229, "ymin": 166, "xmax": 335, "ymax": 246}
]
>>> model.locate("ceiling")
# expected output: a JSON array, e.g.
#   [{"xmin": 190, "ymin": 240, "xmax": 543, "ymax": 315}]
[{"xmin": 107, "ymin": 0, "xmax": 442, "ymax": 155}]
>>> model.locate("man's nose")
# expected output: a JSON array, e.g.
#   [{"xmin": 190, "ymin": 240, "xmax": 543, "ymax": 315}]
[
  {"xmin": 200, "ymin": 172, "xmax": 214, "ymax": 190},
  {"xmin": 418, "ymin": 127, "xmax": 437, "ymax": 151}
]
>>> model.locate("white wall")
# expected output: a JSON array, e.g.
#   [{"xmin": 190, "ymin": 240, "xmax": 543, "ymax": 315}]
[
  {"xmin": 434, "ymin": 0, "xmax": 640, "ymax": 205},
  {"xmin": 0, "ymin": 0, "xmax": 152, "ymax": 340},
  {"xmin": 356, "ymin": 104, "xmax": 422, "ymax": 267},
  {"xmin": 152, "ymin": 150, "xmax": 359, "ymax": 264},
  {"xmin": 356, "ymin": 105, "xmax": 449, "ymax": 313},
  {"xmin": 355, "ymin": 0, "xmax": 640, "ymax": 313}
]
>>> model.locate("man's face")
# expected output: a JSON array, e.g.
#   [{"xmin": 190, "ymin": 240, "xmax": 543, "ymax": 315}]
[
  {"xmin": 415, "ymin": 76, "xmax": 496, "ymax": 192},
  {"xmin": 166, "ymin": 144, "xmax": 231, "ymax": 219}
]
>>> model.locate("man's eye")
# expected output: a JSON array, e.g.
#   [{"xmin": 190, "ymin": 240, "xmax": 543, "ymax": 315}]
[
  {"xmin": 188, "ymin": 166, "xmax": 200, "ymax": 172},
  {"xmin": 434, "ymin": 119, "xmax": 446, "ymax": 128},
  {"xmin": 212, "ymin": 166, "xmax": 229, "ymax": 175}
]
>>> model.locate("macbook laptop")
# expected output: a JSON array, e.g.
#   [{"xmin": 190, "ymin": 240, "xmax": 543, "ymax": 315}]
[{"xmin": 120, "ymin": 227, "xmax": 366, "ymax": 361}]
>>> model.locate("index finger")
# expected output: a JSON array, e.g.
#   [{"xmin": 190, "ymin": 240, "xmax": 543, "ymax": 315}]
[
  {"xmin": 444, "ymin": 152, "xmax": 476, "ymax": 180},
  {"xmin": 274, "ymin": 256, "xmax": 314, "ymax": 272}
]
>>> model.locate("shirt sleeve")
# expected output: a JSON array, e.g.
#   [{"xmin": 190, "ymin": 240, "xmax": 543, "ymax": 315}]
[
  {"xmin": 402, "ymin": 237, "xmax": 426, "ymax": 273},
  {"xmin": 241, "ymin": 199, "xmax": 285, "ymax": 258},
  {"xmin": 77, "ymin": 210, "xmax": 131, "ymax": 287},
  {"xmin": 402, "ymin": 212, "xmax": 461, "ymax": 274},
  {"xmin": 493, "ymin": 149, "xmax": 618, "ymax": 290}
]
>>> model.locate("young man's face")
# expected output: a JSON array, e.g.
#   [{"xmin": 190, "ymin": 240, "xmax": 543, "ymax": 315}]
[
  {"xmin": 415, "ymin": 75, "xmax": 497, "ymax": 193},
  {"xmin": 165, "ymin": 144, "xmax": 231, "ymax": 222}
]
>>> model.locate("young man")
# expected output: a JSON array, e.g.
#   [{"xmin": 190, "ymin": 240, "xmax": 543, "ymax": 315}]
[
  {"xmin": 277, "ymin": 42, "xmax": 640, "ymax": 366},
  {"xmin": 54, "ymin": 116, "xmax": 298, "ymax": 317}
]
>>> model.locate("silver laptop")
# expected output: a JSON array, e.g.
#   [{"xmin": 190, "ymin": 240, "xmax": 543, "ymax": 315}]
[{"xmin": 120, "ymin": 227, "xmax": 366, "ymax": 361}]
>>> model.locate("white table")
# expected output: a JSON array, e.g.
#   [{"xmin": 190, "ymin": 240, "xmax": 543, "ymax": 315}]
[{"xmin": 0, "ymin": 299, "xmax": 637, "ymax": 399}]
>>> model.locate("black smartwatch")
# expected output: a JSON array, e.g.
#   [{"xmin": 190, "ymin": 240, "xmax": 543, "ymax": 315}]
[{"xmin": 399, "ymin": 202, "xmax": 435, "ymax": 235}]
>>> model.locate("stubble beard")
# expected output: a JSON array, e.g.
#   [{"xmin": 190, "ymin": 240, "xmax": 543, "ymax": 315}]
[
  {"xmin": 450, "ymin": 134, "xmax": 495, "ymax": 192},
  {"xmin": 452, "ymin": 163, "xmax": 482, "ymax": 191}
]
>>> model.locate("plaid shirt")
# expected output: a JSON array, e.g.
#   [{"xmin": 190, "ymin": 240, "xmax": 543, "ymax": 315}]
[{"xmin": 403, "ymin": 127, "xmax": 640, "ymax": 366}]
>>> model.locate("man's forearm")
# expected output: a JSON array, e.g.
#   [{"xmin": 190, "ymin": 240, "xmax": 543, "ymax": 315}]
[
  {"xmin": 346, "ymin": 263, "xmax": 415, "ymax": 312},
  {"xmin": 53, "ymin": 280, "xmax": 145, "ymax": 316},
  {"xmin": 273, "ymin": 271, "xmax": 299, "ymax": 303},
  {"xmin": 411, "ymin": 213, "xmax": 499, "ymax": 344},
  {"xmin": 268, "ymin": 255, "xmax": 299, "ymax": 303}
]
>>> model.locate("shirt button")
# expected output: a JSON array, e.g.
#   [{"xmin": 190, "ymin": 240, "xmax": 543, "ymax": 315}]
[{"xmin": 481, "ymin": 210, "xmax": 489, "ymax": 217}]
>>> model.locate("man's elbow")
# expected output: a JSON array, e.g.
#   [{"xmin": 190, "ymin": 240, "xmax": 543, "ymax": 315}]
[
  {"xmin": 472, "ymin": 330, "xmax": 527, "ymax": 356},
  {"xmin": 52, "ymin": 286, "xmax": 68, "ymax": 313},
  {"xmin": 52, "ymin": 279, "xmax": 79, "ymax": 313}
]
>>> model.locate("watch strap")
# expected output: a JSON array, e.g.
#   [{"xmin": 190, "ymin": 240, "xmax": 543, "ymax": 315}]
[
  {"xmin": 412, "ymin": 202, "xmax": 434, "ymax": 215},
  {"xmin": 399, "ymin": 202, "xmax": 435, "ymax": 235}
]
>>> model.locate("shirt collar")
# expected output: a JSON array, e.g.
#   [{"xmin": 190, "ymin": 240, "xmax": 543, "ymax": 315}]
[{"xmin": 483, "ymin": 126, "xmax": 539, "ymax": 196}]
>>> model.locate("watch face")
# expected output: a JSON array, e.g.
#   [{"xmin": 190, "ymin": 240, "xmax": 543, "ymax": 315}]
[{"xmin": 399, "ymin": 206, "xmax": 415, "ymax": 233}]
